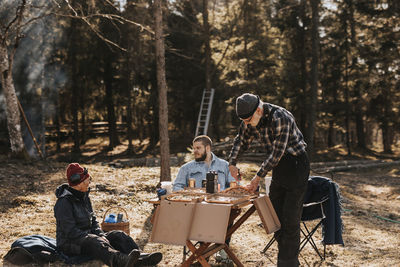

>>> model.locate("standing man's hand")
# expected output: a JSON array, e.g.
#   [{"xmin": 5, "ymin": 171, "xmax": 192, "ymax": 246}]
[
  {"xmin": 246, "ymin": 175, "xmax": 261, "ymax": 193},
  {"xmin": 229, "ymin": 165, "xmax": 239, "ymax": 180}
]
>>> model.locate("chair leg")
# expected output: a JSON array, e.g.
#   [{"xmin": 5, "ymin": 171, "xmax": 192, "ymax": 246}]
[
  {"xmin": 263, "ymin": 221, "xmax": 326, "ymax": 260},
  {"xmin": 261, "ymin": 236, "xmax": 276, "ymax": 254},
  {"xmin": 299, "ymin": 221, "xmax": 324, "ymax": 261}
]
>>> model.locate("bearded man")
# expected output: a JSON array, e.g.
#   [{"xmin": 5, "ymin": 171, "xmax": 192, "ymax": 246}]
[{"xmin": 172, "ymin": 135, "xmax": 235, "ymax": 191}]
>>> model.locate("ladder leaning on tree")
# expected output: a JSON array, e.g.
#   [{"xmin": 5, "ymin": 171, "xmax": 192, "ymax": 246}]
[{"xmin": 195, "ymin": 88, "xmax": 215, "ymax": 137}]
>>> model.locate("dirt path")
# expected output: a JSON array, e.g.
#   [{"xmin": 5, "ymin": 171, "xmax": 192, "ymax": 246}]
[{"xmin": 0, "ymin": 156, "xmax": 399, "ymax": 266}]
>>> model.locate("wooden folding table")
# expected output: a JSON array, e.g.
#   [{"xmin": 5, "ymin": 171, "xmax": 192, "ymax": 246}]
[
  {"xmin": 182, "ymin": 199, "xmax": 254, "ymax": 267},
  {"xmin": 149, "ymin": 193, "xmax": 280, "ymax": 267}
]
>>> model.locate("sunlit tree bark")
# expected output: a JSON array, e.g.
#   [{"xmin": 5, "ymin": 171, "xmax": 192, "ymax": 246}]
[
  {"xmin": 154, "ymin": 0, "xmax": 171, "ymax": 182},
  {"xmin": 0, "ymin": 0, "xmax": 28, "ymax": 158}
]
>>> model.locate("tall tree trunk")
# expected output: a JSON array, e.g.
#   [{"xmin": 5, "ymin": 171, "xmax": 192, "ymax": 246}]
[
  {"xmin": 299, "ymin": 0, "xmax": 308, "ymax": 134},
  {"xmin": 40, "ymin": 87, "xmax": 46, "ymax": 158},
  {"xmin": 381, "ymin": 75, "xmax": 393, "ymax": 153},
  {"xmin": 71, "ymin": 74, "xmax": 80, "ymax": 154},
  {"xmin": 203, "ymin": 0, "xmax": 212, "ymax": 91},
  {"xmin": 243, "ymin": 0, "xmax": 250, "ymax": 80},
  {"xmin": 0, "ymin": 44, "xmax": 27, "ymax": 158},
  {"xmin": 327, "ymin": 120, "xmax": 335, "ymax": 147},
  {"xmin": 307, "ymin": 0, "xmax": 320, "ymax": 154},
  {"xmin": 68, "ymin": 15, "xmax": 80, "ymax": 155},
  {"xmin": 354, "ymin": 84, "xmax": 366, "ymax": 149},
  {"xmin": 344, "ymin": 60, "xmax": 351, "ymax": 155},
  {"xmin": 154, "ymin": 0, "xmax": 171, "ymax": 182},
  {"xmin": 0, "ymin": 0, "xmax": 28, "ymax": 159},
  {"xmin": 127, "ymin": 88, "xmax": 134, "ymax": 154},
  {"xmin": 104, "ymin": 61, "xmax": 119, "ymax": 149},
  {"xmin": 55, "ymin": 94, "xmax": 61, "ymax": 153},
  {"xmin": 348, "ymin": 0, "xmax": 366, "ymax": 149},
  {"xmin": 381, "ymin": 116, "xmax": 393, "ymax": 153},
  {"xmin": 343, "ymin": 9, "xmax": 352, "ymax": 156},
  {"xmin": 80, "ymin": 81, "xmax": 87, "ymax": 146},
  {"xmin": 149, "ymin": 71, "xmax": 159, "ymax": 149},
  {"xmin": 80, "ymin": 108, "xmax": 86, "ymax": 145}
]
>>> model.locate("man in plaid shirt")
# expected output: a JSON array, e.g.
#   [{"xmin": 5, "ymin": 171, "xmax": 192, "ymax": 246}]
[{"xmin": 228, "ymin": 93, "xmax": 310, "ymax": 267}]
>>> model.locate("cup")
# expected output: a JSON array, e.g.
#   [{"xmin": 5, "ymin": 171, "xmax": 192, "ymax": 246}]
[
  {"xmin": 265, "ymin": 176, "xmax": 272, "ymax": 196},
  {"xmin": 189, "ymin": 178, "xmax": 196, "ymax": 188},
  {"xmin": 160, "ymin": 181, "xmax": 172, "ymax": 195}
]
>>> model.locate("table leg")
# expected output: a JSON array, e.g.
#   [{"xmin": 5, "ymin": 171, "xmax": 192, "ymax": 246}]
[
  {"xmin": 223, "ymin": 244, "xmax": 244, "ymax": 267},
  {"xmin": 182, "ymin": 204, "xmax": 256, "ymax": 267},
  {"xmin": 226, "ymin": 205, "xmax": 256, "ymax": 238},
  {"xmin": 182, "ymin": 241, "xmax": 211, "ymax": 267},
  {"xmin": 202, "ymin": 244, "xmax": 224, "ymax": 259},
  {"xmin": 229, "ymin": 208, "xmax": 242, "ymax": 223}
]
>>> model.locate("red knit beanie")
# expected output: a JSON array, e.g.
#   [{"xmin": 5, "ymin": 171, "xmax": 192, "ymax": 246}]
[{"xmin": 66, "ymin": 163, "xmax": 90, "ymax": 186}]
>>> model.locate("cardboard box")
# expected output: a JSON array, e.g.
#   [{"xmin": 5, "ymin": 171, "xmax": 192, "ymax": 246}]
[{"xmin": 253, "ymin": 195, "xmax": 281, "ymax": 234}]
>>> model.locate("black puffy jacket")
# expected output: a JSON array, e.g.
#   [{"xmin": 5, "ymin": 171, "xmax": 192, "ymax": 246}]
[{"xmin": 54, "ymin": 184, "xmax": 103, "ymax": 252}]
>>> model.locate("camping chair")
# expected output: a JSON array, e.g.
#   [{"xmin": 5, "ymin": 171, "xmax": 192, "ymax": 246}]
[
  {"xmin": 261, "ymin": 178, "xmax": 330, "ymax": 260},
  {"xmin": 299, "ymin": 196, "xmax": 329, "ymax": 259}
]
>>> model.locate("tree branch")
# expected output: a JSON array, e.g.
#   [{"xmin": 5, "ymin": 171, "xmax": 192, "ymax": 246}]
[
  {"xmin": 104, "ymin": 0, "xmax": 120, "ymax": 11},
  {"xmin": 211, "ymin": 0, "xmax": 246, "ymax": 77},
  {"xmin": 84, "ymin": 13, "xmax": 154, "ymax": 35},
  {"xmin": 3, "ymin": 1, "xmax": 23, "ymax": 39},
  {"xmin": 59, "ymin": 0, "xmax": 154, "ymax": 52},
  {"xmin": 167, "ymin": 48, "xmax": 197, "ymax": 61},
  {"xmin": 20, "ymin": 13, "xmax": 53, "ymax": 28}
]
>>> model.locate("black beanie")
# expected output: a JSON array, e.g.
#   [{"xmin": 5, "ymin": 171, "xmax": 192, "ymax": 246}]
[{"xmin": 235, "ymin": 93, "xmax": 260, "ymax": 119}]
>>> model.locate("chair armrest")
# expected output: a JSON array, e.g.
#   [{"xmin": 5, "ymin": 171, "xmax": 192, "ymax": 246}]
[{"xmin": 303, "ymin": 196, "xmax": 329, "ymax": 207}]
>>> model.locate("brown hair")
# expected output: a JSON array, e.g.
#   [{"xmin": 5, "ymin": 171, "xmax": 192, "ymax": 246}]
[{"xmin": 193, "ymin": 135, "xmax": 212, "ymax": 148}]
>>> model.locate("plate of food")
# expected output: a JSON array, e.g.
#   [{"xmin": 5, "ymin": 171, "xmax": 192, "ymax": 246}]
[
  {"xmin": 165, "ymin": 192, "xmax": 204, "ymax": 202},
  {"xmin": 205, "ymin": 193, "xmax": 250, "ymax": 204},
  {"xmin": 221, "ymin": 186, "xmax": 255, "ymax": 196},
  {"xmin": 183, "ymin": 187, "xmax": 206, "ymax": 194}
]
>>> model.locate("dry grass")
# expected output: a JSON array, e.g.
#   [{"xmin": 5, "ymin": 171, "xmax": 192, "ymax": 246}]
[{"xmin": 0, "ymin": 155, "xmax": 399, "ymax": 266}]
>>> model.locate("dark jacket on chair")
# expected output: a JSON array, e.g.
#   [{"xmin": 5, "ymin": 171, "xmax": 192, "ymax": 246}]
[{"xmin": 303, "ymin": 176, "xmax": 344, "ymax": 245}]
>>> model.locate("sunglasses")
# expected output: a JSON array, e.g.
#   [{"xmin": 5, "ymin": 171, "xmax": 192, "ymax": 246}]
[{"xmin": 70, "ymin": 167, "xmax": 89, "ymax": 184}]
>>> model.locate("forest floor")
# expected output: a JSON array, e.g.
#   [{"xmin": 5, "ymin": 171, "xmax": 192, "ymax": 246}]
[{"xmin": 1, "ymin": 139, "xmax": 400, "ymax": 267}]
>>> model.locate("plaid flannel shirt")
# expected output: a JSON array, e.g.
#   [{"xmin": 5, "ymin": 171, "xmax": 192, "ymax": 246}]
[{"xmin": 228, "ymin": 103, "xmax": 307, "ymax": 178}]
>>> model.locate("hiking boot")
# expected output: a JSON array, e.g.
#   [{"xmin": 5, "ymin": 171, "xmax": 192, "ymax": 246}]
[
  {"xmin": 125, "ymin": 249, "xmax": 141, "ymax": 267},
  {"xmin": 136, "ymin": 252, "xmax": 163, "ymax": 266},
  {"xmin": 112, "ymin": 250, "xmax": 140, "ymax": 267}
]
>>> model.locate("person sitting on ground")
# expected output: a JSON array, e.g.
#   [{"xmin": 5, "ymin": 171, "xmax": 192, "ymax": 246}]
[
  {"xmin": 173, "ymin": 135, "xmax": 236, "ymax": 192},
  {"xmin": 54, "ymin": 163, "xmax": 162, "ymax": 267}
]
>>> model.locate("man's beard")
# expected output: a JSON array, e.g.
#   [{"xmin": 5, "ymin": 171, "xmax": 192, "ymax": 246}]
[{"xmin": 195, "ymin": 151, "xmax": 207, "ymax": 162}]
